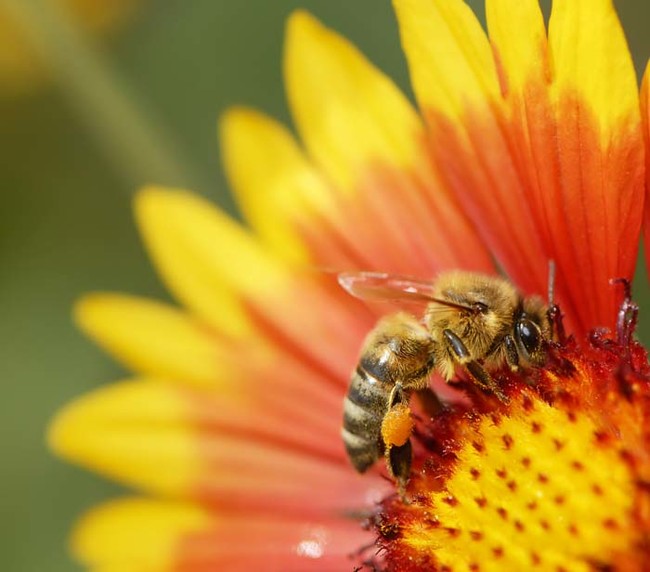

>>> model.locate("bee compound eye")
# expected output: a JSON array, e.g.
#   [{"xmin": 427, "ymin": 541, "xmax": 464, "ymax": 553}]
[{"xmin": 517, "ymin": 319, "xmax": 541, "ymax": 356}]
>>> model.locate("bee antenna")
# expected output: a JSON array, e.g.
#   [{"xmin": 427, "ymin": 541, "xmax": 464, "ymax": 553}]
[{"xmin": 547, "ymin": 260, "xmax": 556, "ymax": 306}]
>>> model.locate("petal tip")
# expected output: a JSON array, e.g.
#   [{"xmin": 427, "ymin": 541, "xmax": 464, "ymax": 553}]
[
  {"xmin": 643, "ymin": 59, "xmax": 650, "ymax": 84},
  {"xmin": 284, "ymin": 9, "xmax": 328, "ymax": 62},
  {"xmin": 47, "ymin": 381, "xmax": 197, "ymax": 494},
  {"xmin": 133, "ymin": 185, "xmax": 210, "ymax": 243},
  {"xmin": 134, "ymin": 184, "xmax": 178, "ymax": 214},
  {"xmin": 286, "ymin": 8, "xmax": 319, "ymax": 35},
  {"xmin": 218, "ymin": 106, "xmax": 271, "ymax": 152},
  {"xmin": 46, "ymin": 394, "xmax": 85, "ymax": 461},
  {"xmin": 218, "ymin": 105, "xmax": 258, "ymax": 133},
  {"xmin": 73, "ymin": 292, "xmax": 111, "ymax": 333}
]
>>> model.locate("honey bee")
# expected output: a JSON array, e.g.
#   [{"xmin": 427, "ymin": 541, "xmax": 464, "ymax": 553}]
[{"xmin": 340, "ymin": 270, "xmax": 552, "ymax": 492}]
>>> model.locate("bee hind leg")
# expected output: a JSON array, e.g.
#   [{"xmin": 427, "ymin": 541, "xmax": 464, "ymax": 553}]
[
  {"xmin": 442, "ymin": 329, "xmax": 509, "ymax": 403},
  {"xmin": 382, "ymin": 383, "xmax": 414, "ymax": 499},
  {"xmin": 385, "ymin": 440, "xmax": 412, "ymax": 500}
]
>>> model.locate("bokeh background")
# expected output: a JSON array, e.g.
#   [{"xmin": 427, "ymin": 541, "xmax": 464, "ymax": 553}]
[{"xmin": 2, "ymin": 1, "xmax": 650, "ymax": 570}]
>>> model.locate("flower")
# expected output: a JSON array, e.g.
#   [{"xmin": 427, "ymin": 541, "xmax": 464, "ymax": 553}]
[
  {"xmin": 0, "ymin": 0, "xmax": 142, "ymax": 95},
  {"xmin": 49, "ymin": 0, "xmax": 649, "ymax": 570}
]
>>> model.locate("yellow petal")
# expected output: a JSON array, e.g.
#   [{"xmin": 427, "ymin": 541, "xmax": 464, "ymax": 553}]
[
  {"xmin": 486, "ymin": 0, "xmax": 547, "ymax": 95},
  {"xmin": 75, "ymin": 293, "xmax": 225, "ymax": 388},
  {"xmin": 219, "ymin": 106, "xmax": 333, "ymax": 264},
  {"xmin": 135, "ymin": 186, "xmax": 292, "ymax": 339},
  {"xmin": 48, "ymin": 380, "xmax": 198, "ymax": 495},
  {"xmin": 284, "ymin": 10, "xmax": 424, "ymax": 192},
  {"xmin": 72, "ymin": 497, "xmax": 211, "ymax": 570},
  {"xmin": 548, "ymin": 0, "xmax": 639, "ymax": 135},
  {"xmin": 393, "ymin": 0, "xmax": 501, "ymax": 120}
]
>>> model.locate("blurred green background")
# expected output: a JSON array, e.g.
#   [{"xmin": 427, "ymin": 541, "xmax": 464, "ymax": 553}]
[{"xmin": 1, "ymin": 1, "xmax": 650, "ymax": 570}]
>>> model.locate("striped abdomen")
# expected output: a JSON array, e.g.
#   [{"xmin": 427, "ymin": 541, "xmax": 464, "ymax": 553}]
[{"xmin": 342, "ymin": 358, "xmax": 393, "ymax": 473}]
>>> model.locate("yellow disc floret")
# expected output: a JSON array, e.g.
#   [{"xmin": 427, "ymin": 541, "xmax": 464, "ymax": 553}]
[
  {"xmin": 403, "ymin": 396, "xmax": 634, "ymax": 571},
  {"xmin": 375, "ymin": 339, "xmax": 650, "ymax": 572}
]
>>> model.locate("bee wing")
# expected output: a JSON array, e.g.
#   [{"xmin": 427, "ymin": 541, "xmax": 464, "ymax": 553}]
[
  {"xmin": 338, "ymin": 271, "xmax": 475, "ymax": 312},
  {"xmin": 338, "ymin": 271, "xmax": 438, "ymax": 303}
]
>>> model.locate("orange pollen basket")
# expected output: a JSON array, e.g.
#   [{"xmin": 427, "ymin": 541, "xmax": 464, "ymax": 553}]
[
  {"xmin": 381, "ymin": 403, "xmax": 415, "ymax": 448},
  {"xmin": 355, "ymin": 294, "xmax": 650, "ymax": 571}
]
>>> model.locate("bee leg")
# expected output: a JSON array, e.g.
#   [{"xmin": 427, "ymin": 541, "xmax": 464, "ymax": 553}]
[
  {"xmin": 382, "ymin": 383, "xmax": 413, "ymax": 498},
  {"xmin": 464, "ymin": 361, "xmax": 509, "ymax": 403},
  {"xmin": 386, "ymin": 440, "xmax": 412, "ymax": 500},
  {"xmin": 504, "ymin": 334, "xmax": 519, "ymax": 371},
  {"xmin": 442, "ymin": 329, "xmax": 509, "ymax": 403}
]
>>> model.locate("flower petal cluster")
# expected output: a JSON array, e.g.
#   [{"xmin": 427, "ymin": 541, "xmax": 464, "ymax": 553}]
[{"xmin": 49, "ymin": 0, "xmax": 650, "ymax": 570}]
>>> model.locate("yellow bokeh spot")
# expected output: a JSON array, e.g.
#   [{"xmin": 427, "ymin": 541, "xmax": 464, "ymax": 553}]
[
  {"xmin": 0, "ymin": 0, "xmax": 142, "ymax": 95},
  {"xmin": 402, "ymin": 394, "xmax": 635, "ymax": 571}
]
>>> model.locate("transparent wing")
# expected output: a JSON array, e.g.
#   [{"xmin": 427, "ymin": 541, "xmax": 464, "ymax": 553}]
[
  {"xmin": 338, "ymin": 271, "xmax": 472, "ymax": 312},
  {"xmin": 338, "ymin": 271, "xmax": 437, "ymax": 302}
]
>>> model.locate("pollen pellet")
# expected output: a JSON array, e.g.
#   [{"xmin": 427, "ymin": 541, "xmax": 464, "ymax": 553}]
[{"xmin": 381, "ymin": 403, "xmax": 414, "ymax": 447}]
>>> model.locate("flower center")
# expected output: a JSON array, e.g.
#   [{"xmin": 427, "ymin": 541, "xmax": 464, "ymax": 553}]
[{"xmin": 367, "ymin": 338, "xmax": 650, "ymax": 571}]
